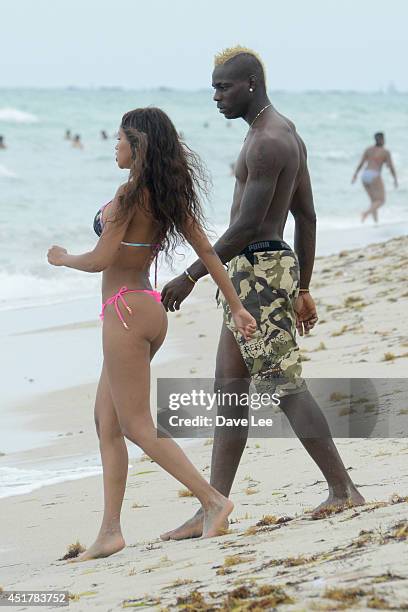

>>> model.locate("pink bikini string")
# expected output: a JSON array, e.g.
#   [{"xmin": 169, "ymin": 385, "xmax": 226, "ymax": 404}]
[{"xmin": 99, "ymin": 286, "xmax": 162, "ymax": 329}]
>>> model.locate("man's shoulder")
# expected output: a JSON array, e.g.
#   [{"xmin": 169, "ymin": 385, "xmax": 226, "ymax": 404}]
[{"xmin": 247, "ymin": 130, "xmax": 289, "ymax": 160}]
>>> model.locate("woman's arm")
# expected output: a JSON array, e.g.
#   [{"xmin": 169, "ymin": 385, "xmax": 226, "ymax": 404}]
[
  {"xmin": 48, "ymin": 185, "xmax": 130, "ymax": 272},
  {"xmin": 183, "ymin": 219, "xmax": 257, "ymax": 340},
  {"xmin": 351, "ymin": 149, "xmax": 368, "ymax": 183}
]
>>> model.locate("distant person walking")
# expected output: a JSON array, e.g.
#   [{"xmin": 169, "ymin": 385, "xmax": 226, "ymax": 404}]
[
  {"xmin": 352, "ymin": 132, "xmax": 398, "ymax": 223},
  {"xmin": 0, "ymin": 135, "xmax": 7, "ymax": 149}
]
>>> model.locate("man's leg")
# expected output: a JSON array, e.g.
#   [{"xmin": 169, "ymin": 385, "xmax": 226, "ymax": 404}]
[
  {"xmin": 160, "ymin": 324, "xmax": 250, "ymax": 540},
  {"xmin": 279, "ymin": 390, "xmax": 365, "ymax": 514}
]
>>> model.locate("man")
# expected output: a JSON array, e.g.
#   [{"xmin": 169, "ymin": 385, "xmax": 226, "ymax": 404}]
[
  {"xmin": 352, "ymin": 132, "xmax": 398, "ymax": 223},
  {"xmin": 161, "ymin": 46, "xmax": 364, "ymax": 540}
]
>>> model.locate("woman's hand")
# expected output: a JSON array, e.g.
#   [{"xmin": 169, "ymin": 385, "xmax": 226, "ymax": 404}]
[
  {"xmin": 231, "ymin": 307, "xmax": 257, "ymax": 341},
  {"xmin": 47, "ymin": 245, "xmax": 68, "ymax": 266}
]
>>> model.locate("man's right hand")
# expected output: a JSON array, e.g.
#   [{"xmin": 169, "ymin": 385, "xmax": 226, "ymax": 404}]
[{"xmin": 161, "ymin": 274, "xmax": 195, "ymax": 311}]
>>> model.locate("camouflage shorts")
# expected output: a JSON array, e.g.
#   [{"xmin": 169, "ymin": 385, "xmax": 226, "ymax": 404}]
[{"xmin": 218, "ymin": 249, "xmax": 306, "ymax": 398}]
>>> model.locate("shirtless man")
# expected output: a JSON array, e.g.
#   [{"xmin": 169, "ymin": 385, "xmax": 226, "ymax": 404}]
[
  {"xmin": 352, "ymin": 132, "xmax": 398, "ymax": 223},
  {"xmin": 161, "ymin": 46, "xmax": 364, "ymax": 540}
]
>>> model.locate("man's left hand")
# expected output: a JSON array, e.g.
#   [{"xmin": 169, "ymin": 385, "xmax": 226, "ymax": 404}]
[{"xmin": 294, "ymin": 292, "xmax": 318, "ymax": 336}]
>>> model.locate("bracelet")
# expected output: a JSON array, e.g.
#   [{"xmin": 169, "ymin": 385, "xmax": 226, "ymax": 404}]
[
  {"xmin": 184, "ymin": 270, "xmax": 197, "ymax": 284},
  {"xmin": 299, "ymin": 288, "xmax": 310, "ymax": 293}
]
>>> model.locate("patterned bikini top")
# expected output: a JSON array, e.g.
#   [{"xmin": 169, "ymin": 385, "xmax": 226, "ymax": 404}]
[{"xmin": 93, "ymin": 202, "xmax": 161, "ymax": 288}]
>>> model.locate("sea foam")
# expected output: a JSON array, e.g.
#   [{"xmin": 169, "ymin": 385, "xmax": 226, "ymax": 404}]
[{"xmin": 0, "ymin": 107, "xmax": 39, "ymax": 123}]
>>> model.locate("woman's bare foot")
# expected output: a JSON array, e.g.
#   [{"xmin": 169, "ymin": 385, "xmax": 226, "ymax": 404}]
[
  {"xmin": 69, "ymin": 531, "xmax": 125, "ymax": 562},
  {"xmin": 160, "ymin": 510, "xmax": 204, "ymax": 541},
  {"xmin": 311, "ymin": 487, "xmax": 365, "ymax": 518},
  {"xmin": 202, "ymin": 497, "xmax": 234, "ymax": 538}
]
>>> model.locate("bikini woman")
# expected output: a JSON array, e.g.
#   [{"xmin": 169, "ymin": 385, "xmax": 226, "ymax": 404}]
[{"xmin": 47, "ymin": 108, "xmax": 256, "ymax": 561}]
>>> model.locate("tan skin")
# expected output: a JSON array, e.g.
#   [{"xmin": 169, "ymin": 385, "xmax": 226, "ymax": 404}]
[
  {"xmin": 160, "ymin": 58, "xmax": 364, "ymax": 541},
  {"xmin": 47, "ymin": 127, "xmax": 257, "ymax": 561},
  {"xmin": 352, "ymin": 134, "xmax": 398, "ymax": 222}
]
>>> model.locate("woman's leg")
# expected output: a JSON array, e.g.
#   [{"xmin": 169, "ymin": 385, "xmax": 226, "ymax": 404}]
[
  {"xmin": 103, "ymin": 294, "xmax": 233, "ymax": 538},
  {"xmin": 362, "ymin": 176, "xmax": 385, "ymax": 222},
  {"xmin": 72, "ymin": 363, "xmax": 128, "ymax": 562}
]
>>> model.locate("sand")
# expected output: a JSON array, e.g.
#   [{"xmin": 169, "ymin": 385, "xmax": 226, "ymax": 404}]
[{"xmin": 1, "ymin": 235, "xmax": 408, "ymax": 610}]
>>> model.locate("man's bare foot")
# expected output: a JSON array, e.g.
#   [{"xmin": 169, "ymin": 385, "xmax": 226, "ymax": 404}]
[
  {"xmin": 160, "ymin": 510, "xmax": 204, "ymax": 541},
  {"xmin": 311, "ymin": 488, "xmax": 365, "ymax": 518},
  {"xmin": 68, "ymin": 532, "xmax": 125, "ymax": 562},
  {"xmin": 202, "ymin": 497, "xmax": 234, "ymax": 538}
]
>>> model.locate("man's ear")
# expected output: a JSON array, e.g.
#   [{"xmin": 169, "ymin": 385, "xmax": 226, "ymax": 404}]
[{"xmin": 249, "ymin": 75, "xmax": 257, "ymax": 92}]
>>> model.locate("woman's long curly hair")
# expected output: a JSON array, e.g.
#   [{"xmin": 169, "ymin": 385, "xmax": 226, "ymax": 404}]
[{"xmin": 117, "ymin": 107, "xmax": 210, "ymax": 258}]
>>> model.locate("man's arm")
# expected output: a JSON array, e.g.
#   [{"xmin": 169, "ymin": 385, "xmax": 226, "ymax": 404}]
[
  {"xmin": 187, "ymin": 136, "xmax": 285, "ymax": 281},
  {"xmin": 290, "ymin": 166, "xmax": 317, "ymax": 290},
  {"xmin": 385, "ymin": 150, "xmax": 398, "ymax": 187}
]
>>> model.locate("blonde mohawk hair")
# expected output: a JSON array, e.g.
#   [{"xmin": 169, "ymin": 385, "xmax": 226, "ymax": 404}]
[{"xmin": 214, "ymin": 45, "xmax": 266, "ymax": 79}]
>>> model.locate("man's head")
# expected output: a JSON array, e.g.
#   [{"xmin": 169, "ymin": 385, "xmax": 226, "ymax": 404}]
[
  {"xmin": 212, "ymin": 45, "xmax": 266, "ymax": 119},
  {"xmin": 374, "ymin": 132, "xmax": 385, "ymax": 146}
]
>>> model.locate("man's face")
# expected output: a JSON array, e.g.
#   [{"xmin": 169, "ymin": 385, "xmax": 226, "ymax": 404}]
[
  {"xmin": 375, "ymin": 134, "xmax": 385, "ymax": 146},
  {"xmin": 212, "ymin": 65, "xmax": 251, "ymax": 120}
]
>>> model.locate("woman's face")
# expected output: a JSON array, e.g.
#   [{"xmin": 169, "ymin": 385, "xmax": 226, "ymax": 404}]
[{"xmin": 115, "ymin": 128, "xmax": 132, "ymax": 169}]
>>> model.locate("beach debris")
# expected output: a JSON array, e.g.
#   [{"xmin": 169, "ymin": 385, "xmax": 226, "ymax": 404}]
[
  {"xmin": 329, "ymin": 392, "xmax": 350, "ymax": 402},
  {"xmin": 331, "ymin": 325, "xmax": 348, "ymax": 337},
  {"xmin": 68, "ymin": 591, "xmax": 98, "ymax": 601},
  {"xmin": 311, "ymin": 500, "xmax": 356, "ymax": 520},
  {"xmin": 58, "ymin": 540, "xmax": 86, "ymax": 560},
  {"xmin": 122, "ymin": 596, "xmax": 161, "ymax": 608},
  {"xmin": 383, "ymin": 352, "xmax": 396, "ymax": 361},
  {"xmin": 324, "ymin": 587, "xmax": 366, "ymax": 604},
  {"xmin": 178, "ymin": 488, "xmax": 194, "ymax": 498},
  {"xmin": 161, "ymin": 578, "xmax": 195, "ymax": 591},
  {"xmin": 366, "ymin": 595, "xmax": 392, "ymax": 609},
  {"xmin": 215, "ymin": 553, "xmax": 256, "ymax": 575},
  {"xmin": 132, "ymin": 502, "xmax": 148, "ymax": 508}
]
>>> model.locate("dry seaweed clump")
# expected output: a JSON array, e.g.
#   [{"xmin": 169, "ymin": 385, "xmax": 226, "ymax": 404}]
[
  {"xmin": 174, "ymin": 584, "xmax": 294, "ymax": 611},
  {"xmin": 178, "ymin": 488, "xmax": 194, "ymax": 498},
  {"xmin": 324, "ymin": 587, "xmax": 366, "ymax": 604},
  {"xmin": 58, "ymin": 540, "xmax": 86, "ymax": 560},
  {"xmin": 312, "ymin": 500, "xmax": 355, "ymax": 519}
]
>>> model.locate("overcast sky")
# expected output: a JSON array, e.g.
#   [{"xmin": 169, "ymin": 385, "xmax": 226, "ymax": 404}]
[{"xmin": 1, "ymin": 0, "xmax": 407, "ymax": 90}]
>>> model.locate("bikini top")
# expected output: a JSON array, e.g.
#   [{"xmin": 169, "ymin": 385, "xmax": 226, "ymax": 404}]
[{"xmin": 93, "ymin": 202, "xmax": 161, "ymax": 288}]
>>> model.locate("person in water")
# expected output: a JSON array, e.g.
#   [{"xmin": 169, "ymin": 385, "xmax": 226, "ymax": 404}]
[
  {"xmin": 352, "ymin": 132, "xmax": 398, "ymax": 223},
  {"xmin": 72, "ymin": 134, "xmax": 83, "ymax": 149},
  {"xmin": 0, "ymin": 135, "xmax": 7, "ymax": 149},
  {"xmin": 160, "ymin": 45, "xmax": 364, "ymax": 541},
  {"xmin": 47, "ymin": 107, "xmax": 256, "ymax": 561}
]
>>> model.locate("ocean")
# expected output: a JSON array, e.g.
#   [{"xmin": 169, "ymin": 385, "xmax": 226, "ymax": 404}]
[{"xmin": 1, "ymin": 88, "xmax": 407, "ymax": 312}]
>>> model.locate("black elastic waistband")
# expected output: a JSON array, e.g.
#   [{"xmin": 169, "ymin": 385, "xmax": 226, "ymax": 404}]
[{"xmin": 240, "ymin": 240, "xmax": 292, "ymax": 263}]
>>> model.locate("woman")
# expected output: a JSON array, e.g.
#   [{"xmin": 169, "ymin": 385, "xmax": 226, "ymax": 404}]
[
  {"xmin": 47, "ymin": 107, "xmax": 256, "ymax": 561},
  {"xmin": 351, "ymin": 132, "xmax": 398, "ymax": 223}
]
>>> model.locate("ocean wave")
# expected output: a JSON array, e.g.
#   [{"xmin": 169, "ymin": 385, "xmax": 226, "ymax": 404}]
[
  {"xmin": 0, "ymin": 163, "xmax": 17, "ymax": 178},
  {"xmin": 0, "ymin": 107, "xmax": 39, "ymax": 124},
  {"xmin": 312, "ymin": 150, "xmax": 352, "ymax": 162},
  {"xmin": 0, "ymin": 465, "xmax": 103, "ymax": 499}
]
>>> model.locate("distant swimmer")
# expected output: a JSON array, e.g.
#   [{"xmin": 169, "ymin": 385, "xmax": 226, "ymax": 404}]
[
  {"xmin": 101, "ymin": 130, "xmax": 108, "ymax": 140},
  {"xmin": 0, "ymin": 135, "xmax": 6, "ymax": 149},
  {"xmin": 72, "ymin": 134, "xmax": 83, "ymax": 150},
  {"xmin": 64, "ymin": 129, "xmax": 72, "ymax": 140},
  {"xmin": 352, "ymin": 132, "xmax": 398, "ymax": 223}
]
